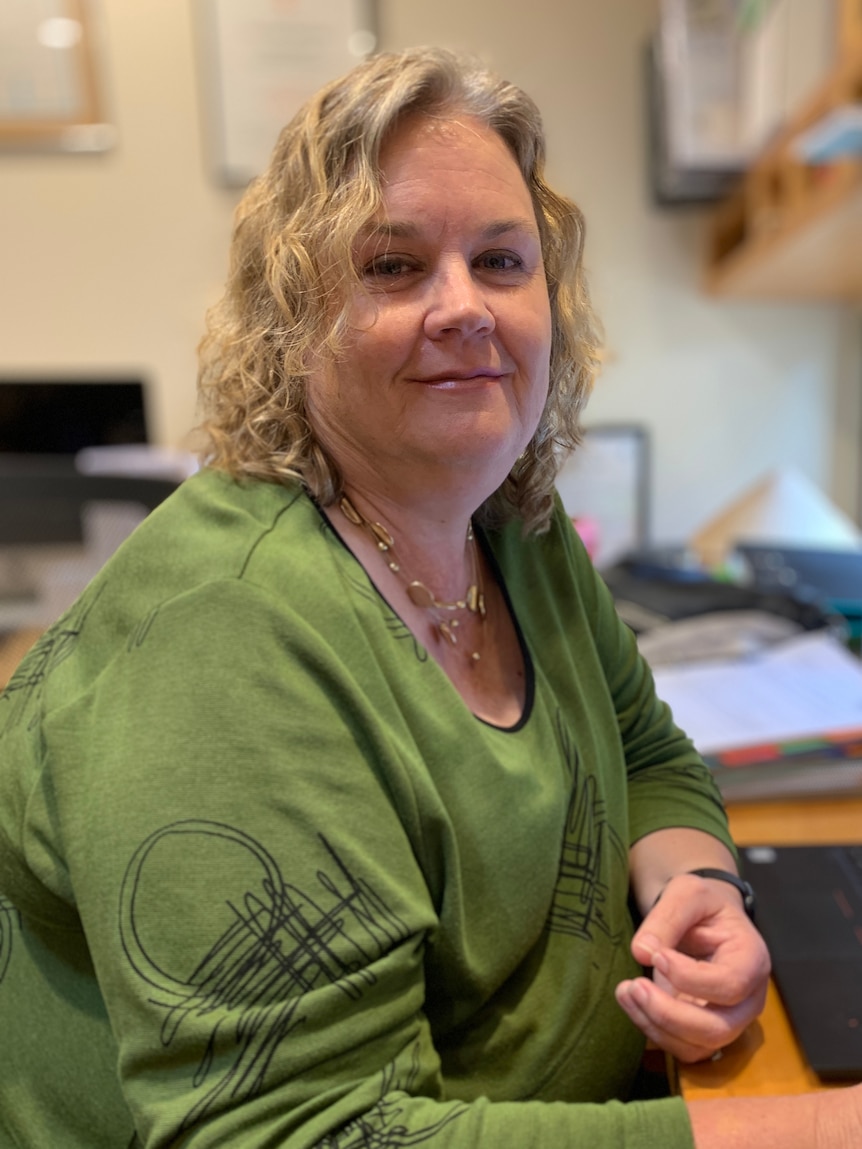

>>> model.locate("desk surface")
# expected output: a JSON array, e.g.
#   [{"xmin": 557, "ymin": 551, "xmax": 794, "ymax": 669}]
[
  {"xmin": 677, "ymin": 796, "xmax": 862, "ymax": 1100},
  {"xmin": 0, "ymin": 630, "xmax": 857, "ymax": 1100},
  {"xmin": 0, "ymin": 626, "xmax": 42, "ymax": 686}
]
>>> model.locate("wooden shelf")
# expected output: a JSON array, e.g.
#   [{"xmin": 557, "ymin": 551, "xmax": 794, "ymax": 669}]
[{"xmin": 706, "ymin": 42, "xmax": 862, "ymax": 300}]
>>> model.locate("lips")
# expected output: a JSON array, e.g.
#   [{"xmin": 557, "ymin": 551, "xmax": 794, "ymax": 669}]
[{"xmin": 414, "ymin": 368, "xmax": 506, "ymax": 384}]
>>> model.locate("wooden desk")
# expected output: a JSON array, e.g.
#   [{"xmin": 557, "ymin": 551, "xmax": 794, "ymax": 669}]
[
  {"xmin": 677, "ymin": 797, "xmax": 862, "ymax": 1100},
  {"xmin": 0, "ymin": 626, "xmax": 42, "ymax": 688}
]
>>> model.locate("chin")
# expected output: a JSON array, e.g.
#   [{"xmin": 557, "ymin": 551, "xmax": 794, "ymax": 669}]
[{"xmin": 441, "ymin": 433, "xmax": 528, "ymax": 485}]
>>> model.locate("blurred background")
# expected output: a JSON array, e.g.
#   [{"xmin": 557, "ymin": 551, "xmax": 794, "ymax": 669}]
[{"xmin": 1, "ymin": 0, "xmax": 860, "ymax": 551}]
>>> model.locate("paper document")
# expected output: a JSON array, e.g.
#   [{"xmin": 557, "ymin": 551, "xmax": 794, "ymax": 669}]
[{"xmin": 651, "ymin": 630, "xmax": 862, "ymax": 755}]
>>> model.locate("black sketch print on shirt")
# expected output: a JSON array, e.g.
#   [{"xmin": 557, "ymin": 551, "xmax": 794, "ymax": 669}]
[
  {"xmin": 316, "ymin": 1042, "xmax": 468, "ymax": 1148},
  {"xmin": 119, "ymin": 821, "xmax": 410, "ymax": 1135},
  {"xmin": 546, "ymin": 713, "xmax": 627, "ymax": 943},
  {"xmin": 0, "ymin": 895, "xmax": 22, "ymax": 987},
  {"xmin": 126, "ymin": 604, "xmax": 161, "ymax": 653},
  {"xmin": 0, "ymin": 586, "xmax": 102, "ymax": 728}
]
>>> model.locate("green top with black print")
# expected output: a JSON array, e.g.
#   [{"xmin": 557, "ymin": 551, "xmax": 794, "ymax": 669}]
[{"xmin": 0, "ymin": 467, "xmax": 730, "ymax": 1148}]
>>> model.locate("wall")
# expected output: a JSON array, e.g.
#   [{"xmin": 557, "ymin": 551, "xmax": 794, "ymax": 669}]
[
  {"xmin": 0, "ymin": 0, "xmax": 858, "ymax": 544},
  {"xmin": 0, "ymin": 0, "xmax": 233, "ymax": 449}
]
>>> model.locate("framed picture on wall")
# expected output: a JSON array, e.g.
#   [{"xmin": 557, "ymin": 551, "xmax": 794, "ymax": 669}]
[
  {"xmin": 196, "ymin": 0, "xmax": 377, "ymax": 187},
  {"xmin": 0, "ymin": 0, "xmax": 113, "ymax": 153}
]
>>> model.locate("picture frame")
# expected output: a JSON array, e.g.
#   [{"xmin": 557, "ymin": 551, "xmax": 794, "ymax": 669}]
[
  {"xmin": 196, "ymin": 0, "xmax": 377, "ymax": 187},
  {"xmin": 0, "ymin": 0, "xmax": 113, "ymax": 153}
]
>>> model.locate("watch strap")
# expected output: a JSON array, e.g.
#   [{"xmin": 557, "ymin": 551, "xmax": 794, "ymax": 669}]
[{"xmin": 688, "ymin": 867, "xmax": 756, "ymax": 920}]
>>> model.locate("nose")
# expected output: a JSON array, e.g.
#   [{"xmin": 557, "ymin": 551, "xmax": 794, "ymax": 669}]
[{"xmin": 423, "ymin": 260, "xmax": 495, "ymax": 340}]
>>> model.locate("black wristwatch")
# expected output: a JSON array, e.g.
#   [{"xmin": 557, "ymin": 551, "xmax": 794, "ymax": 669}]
[{"xmin": 688, "ymin": 867, "xmax": 756, "ymax": 921}]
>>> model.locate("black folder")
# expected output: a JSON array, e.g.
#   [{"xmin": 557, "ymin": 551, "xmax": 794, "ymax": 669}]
[{"xmin": 740, "ymin": 844, "xmax": 862, "ymax": 1081}]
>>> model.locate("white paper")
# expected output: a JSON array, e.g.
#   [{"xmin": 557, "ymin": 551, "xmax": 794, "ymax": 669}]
[{"xmin": 651, "ymin": 630, "xmax": 862, "ymax": 754}]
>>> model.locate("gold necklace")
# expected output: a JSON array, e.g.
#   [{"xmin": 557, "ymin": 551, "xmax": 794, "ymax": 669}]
[{"xmin": 338, "ymin": 494, "xmax": 486, "ymax": 663}]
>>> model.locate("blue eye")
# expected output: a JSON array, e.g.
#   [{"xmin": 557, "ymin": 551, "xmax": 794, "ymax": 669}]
[
  {"xmin": 477, "ymin": 251, "xmax": 523, "ymax": 272},
  {"xmin": 363, "ymin": 256, "xmax": 415, "ymax": 278}
]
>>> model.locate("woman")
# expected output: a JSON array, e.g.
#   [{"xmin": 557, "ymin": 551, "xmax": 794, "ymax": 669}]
[{"xmin": 0, "ymin": 46, "xmax": 858, "ymax": 1149}]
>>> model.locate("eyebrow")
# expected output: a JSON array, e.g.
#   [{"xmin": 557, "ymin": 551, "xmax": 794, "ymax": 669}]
[{"xmin": 357, "ymin": 217, "xmax": 539, "ymax": 243}]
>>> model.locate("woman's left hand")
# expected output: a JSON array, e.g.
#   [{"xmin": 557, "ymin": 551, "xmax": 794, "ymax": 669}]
[{"xmin": 614, "ymin": 872, "xmax": 771, "ymax": 1063}]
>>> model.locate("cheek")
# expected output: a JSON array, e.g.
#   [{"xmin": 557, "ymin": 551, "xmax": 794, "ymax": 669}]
[
  {"xmin": 522, "ymin": 310, "xmax": 552, "ymax": 420},
  {"xmin": 525, "ymin": 307, "xmax": 552, "ymax": 387},
  {"xmin": 303, "ymin": 371, "xmax": 336, "ymax": 440},
  {"xmin": 521, "ymin": 285, "xmax": 552, "ymax": 356},
  {"xmin": 346, "ymin": 291, "xmax": 379, "ymax": 338},
  {"xmin": 350, "ymin": 311, "xmax": 416, "ymax": 378}
]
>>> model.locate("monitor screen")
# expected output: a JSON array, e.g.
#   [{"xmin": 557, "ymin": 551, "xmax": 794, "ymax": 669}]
[
  {"xmin": 0, "ymin": 378, "xmax": 149, "ymax": 457},
  {"xmin": 0, "ymin": 377, "xmax": 151, "ymax": 556},
  {"xmin": 556, "ymin": 424, "xmax": 650, "ymax": 569}
]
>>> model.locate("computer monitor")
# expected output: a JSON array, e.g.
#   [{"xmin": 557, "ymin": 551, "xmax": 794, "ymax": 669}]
[
  {"xmin": 0, "ymin": 377, "xmax": 159, "ymax": 622},
  {"xmin": 0, "ymin": 377, "xmax": 149, "ymax": 458},
  {"xmin": 556, "ymin": 424, "xmax": 651, "ymax": 569},
  {"xmin": 0, "ymin": 377, "xmax": 151, "ymax": 546}
]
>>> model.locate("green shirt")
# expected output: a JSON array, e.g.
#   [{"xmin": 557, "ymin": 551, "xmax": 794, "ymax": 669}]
[{"xmin": 0, "ymin": 468, "xmax": 730, "ymax": 1148}]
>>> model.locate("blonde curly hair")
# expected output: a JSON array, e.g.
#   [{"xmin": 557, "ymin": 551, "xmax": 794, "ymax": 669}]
[{"xmin": 196, "ymin": 46, "xmax": 602, "ymax": 533}]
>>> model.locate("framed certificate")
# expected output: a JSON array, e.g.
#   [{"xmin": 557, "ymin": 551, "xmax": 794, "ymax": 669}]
[
  {"xmin": 0, "ymin": 0, "xmax": 113, "ymax": 152},
  {"xmin": 197, "ymin": 0, "xmax": 377, "ymax": 186}
]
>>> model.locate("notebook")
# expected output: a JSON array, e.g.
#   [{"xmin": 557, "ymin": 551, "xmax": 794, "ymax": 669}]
[{"xmin": 740, "ymin": 844, "xmax": 862, "ymax": 1081}]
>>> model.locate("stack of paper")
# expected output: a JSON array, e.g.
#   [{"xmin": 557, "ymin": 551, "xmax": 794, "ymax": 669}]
[{"xmin": 652, "ymin": 629, "xmax": 862, "ymax": 802}]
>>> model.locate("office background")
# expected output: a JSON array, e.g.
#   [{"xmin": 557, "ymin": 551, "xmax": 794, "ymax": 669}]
[{"xmin": 1, "ymin": 0, "xmax": 859, "ymax": 545}]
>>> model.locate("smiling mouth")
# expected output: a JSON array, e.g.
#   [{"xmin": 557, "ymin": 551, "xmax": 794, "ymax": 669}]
[{"xmin": 416, "ymin": 371, "xmax": 506, "ymax": 388}]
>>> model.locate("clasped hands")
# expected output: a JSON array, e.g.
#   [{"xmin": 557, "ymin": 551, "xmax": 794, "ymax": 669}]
[{"xmin": 615, "ymin": 872, "xmax": 771, "ymax": 1063}]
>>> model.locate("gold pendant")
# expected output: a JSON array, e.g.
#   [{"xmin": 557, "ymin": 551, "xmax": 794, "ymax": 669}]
[
  {"xmin": 370, "ymin": 521, "xmax": 394, "ymax": 550},
  {"xmin": 339, "ymin": 496, "xmax": 363, "ymax": 525},
  {"xmin": 439, "ymin": 621, "xmax": 458, "ymax": 646},
  {"xmin": 407, "ymin": 581, "xmax": 435, "ymax": 609}
]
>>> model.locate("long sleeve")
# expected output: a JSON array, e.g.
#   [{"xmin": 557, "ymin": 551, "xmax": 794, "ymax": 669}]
[
  {"xmin": 0, "ymin": 471, "xmax": 700, "ymax": 1148},
  {"xmin": 490, "ymin": 499, "xmax": 734, "ymax": 853}
]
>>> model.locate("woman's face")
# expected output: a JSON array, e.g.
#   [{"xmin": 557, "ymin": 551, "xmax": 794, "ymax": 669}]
[{"xmin": 305, "ymin": 114, "xmax": 553, "ymax": 503}]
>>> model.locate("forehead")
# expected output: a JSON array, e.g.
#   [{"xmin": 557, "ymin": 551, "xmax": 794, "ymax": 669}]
[{"xmin": 374, "ymin": 114, "xmax": 537, "ymax": 222}]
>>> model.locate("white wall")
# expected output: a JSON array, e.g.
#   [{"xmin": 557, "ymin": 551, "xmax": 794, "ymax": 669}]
[
  {"xmin": 1, "ymin": 0, "xmax": 858, "ymax": 544},
  {"xmin": 0, "ymin": 0, "xmax": 233, "ymax": 449}
]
